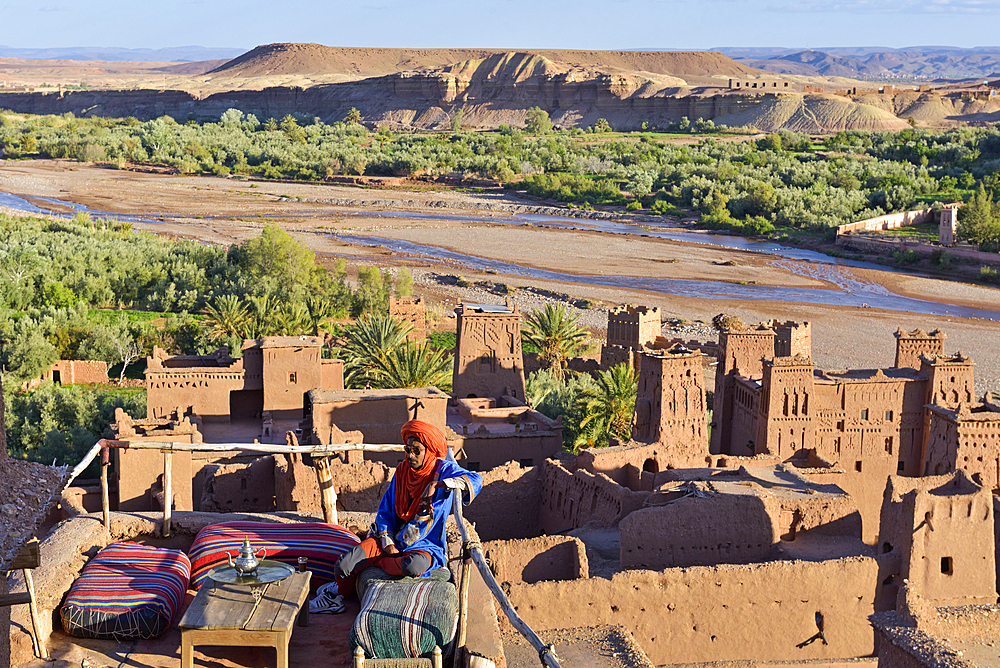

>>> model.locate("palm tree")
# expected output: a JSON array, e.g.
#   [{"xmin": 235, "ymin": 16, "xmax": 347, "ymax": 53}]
[
  {"xmin": 522, "ymin": 303, "xmax": 588, "ymax": 379},
  {"xmin": 573, "ymin": 363, "xmax": 637, "ymax": 451},
  {"xmin": 372, "ymin": 341, "xmax": 453, "ymax": 392},
  {"xmin": 305, "ymin": 295, "xmax": 335, "ymax": 336},
  {"xmin": 246, "ymin": 295, "xmax": 276, "ymax": 338},
  {"xmin": 340, "ymin": 312, "xmax": 413, "ymax": 388},
  {"xmin": 204, "ymin": 295, "xmax": 249, "ymax": 340}
]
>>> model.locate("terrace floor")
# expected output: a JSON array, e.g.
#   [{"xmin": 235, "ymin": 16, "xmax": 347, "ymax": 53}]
[{"xmin": 20, "ymin": 594, "xmax": 362, "ymax": 668}]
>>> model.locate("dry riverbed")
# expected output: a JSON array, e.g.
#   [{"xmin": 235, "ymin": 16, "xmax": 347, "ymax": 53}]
[{"xmin": 2, "ymin": 159, "xmax": 1000, "ymax": 393}]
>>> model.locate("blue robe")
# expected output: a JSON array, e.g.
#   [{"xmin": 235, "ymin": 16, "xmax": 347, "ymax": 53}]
[{"xmin": 374, "ymin": 458, "xmax": 483, "ymax": 573}]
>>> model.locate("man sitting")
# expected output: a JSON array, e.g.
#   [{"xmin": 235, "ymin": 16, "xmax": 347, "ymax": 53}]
[{"xmin": 311, "ymin": 419, "xmax": 482, "ymax": 613}]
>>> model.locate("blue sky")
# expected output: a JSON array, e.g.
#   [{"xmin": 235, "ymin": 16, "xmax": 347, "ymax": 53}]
[{"xmin": 2, "ymin": 0, "xmax": 998, "ymax": 51}]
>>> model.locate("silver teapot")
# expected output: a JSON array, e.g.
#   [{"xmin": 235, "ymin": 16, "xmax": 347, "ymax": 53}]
[{"xmin": 227, "ymin": 538, "xmax": 267, "ymax": 576}]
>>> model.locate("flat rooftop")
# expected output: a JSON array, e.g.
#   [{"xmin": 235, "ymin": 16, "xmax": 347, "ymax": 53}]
[{"xmin": 308, "ymin": 387, "xmax": 451, "ymax": 403}]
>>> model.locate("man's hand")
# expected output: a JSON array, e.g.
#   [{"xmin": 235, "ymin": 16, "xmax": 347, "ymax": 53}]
[{"xmin": 384, "ymin": 543, "xmax": 399, "ymax": 555}]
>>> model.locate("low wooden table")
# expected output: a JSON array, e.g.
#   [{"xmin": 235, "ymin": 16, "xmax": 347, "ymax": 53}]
[{"xmin": 179, "ymin": 571, "xmax": 311, "ymax": 668}]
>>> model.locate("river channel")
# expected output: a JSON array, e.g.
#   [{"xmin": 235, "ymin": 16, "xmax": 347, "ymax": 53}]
[{"xmin": 2, "ymin": 189, "xmax": 998, "ymax": 320}]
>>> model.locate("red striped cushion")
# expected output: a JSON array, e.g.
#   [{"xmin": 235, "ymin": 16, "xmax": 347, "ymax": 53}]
[
  {"xmin": 188, "ymin": 521, "xmax": 360, "ymax": 590},
  {"xmin": 60, "ymin": 542, "xmax": 191, "ymax": 640}
]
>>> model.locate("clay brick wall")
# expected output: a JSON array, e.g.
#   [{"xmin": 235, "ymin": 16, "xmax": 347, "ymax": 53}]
[
  {"xmin": 878, "ymin": 473, "xmax": 996, "ymax": 608},
  {"xmin": 262, "ymin": 345, "xmax": 322, "ymax": 420},
  {"xmin": 453, "ymin": 303, "xmax": 526, "ymax": 401},
  {"xmin": 924, "ymin": 402, "xmax": 1000, "ymax": 487},
  {"xmin": 538, "ymin": 460, "xmax": 649, "ymax": 534},
  {"xmin": 504, "ymin": 557, "xmax": 879, "ymax": 665},
  {"xmin": 466, "ymin": 462, "xmax": 542, "ymax": 540},
  {"xmin": 389, "ymin": 296, "xmax": 426, "ymax": 341},
  {"xmin": 894, "ymin": 328, "xmax": 945, "ymax": 370},
  {"xmin": 729, "ymin": 376, "xmax": 760, "ymax": 456},
  {"xmin": 576, "ymin": 441, "xmax": 710, "ymax": 487},
  {"xmin": 451, "ymin": 430, "xmax": 562, "ymax": 471},
  {"xmin": 773, "ymin": 321, "xmax": 811, "ymax": 358},
  {"xmin": 146, "ymin": 364, "xmax": 247, "ymax": 421},
  {"xmin": 303, "ymin": 388, "xmax": 450, "ymax": 466},
  {"xmin": 756, "ymin": 357, "xmax": 816, "ymax": 460},
  {"xmin": 43, "ymin": 360, "xmax": 109, "ymax": 385},
  {"xmin": 712, "ymin": 326, "xmax": 776, "ymax": 455},
  {"xmin": 632, "ymin": 350, "xmax": 707, "ymax": 448},
  {"xmin": 483, "ymin": 535, "xmax": 588, "ymax": 584},
  {"xmin": 606, "ymin": 305, "xmax": 660, "ymax": 349},
  {"xmin": 320, "ymin": 359, "xmax": 344, "ymax": 390}
]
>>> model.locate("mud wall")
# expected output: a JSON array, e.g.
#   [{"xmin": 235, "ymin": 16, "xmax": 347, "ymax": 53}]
[
  {"xmin": 837, "ymin": 208, "xmax": 935, "ymax": 235},
  {"xmin": 539, "ymin": 460, "xmax": 649, "ymax": 534},
  {"xmin": 466, "ymin": 462, "xmax": 542, "ymax": 541},
  {"xmin": 483, "ymin": 535, "xmax": 587, "ymax": 585},
  {"xmin": 505, "ymin": 557, "xmax": 879, "ymax": 665}
]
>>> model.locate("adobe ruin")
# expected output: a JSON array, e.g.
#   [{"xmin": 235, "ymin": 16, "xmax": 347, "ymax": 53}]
[
  {"xmin": 388, "ymin": 295, "xmax": 426, "ymax": 341},
  {"xmin": 452, "ymin": 299, "xmax": 525, "ymax": 401}
]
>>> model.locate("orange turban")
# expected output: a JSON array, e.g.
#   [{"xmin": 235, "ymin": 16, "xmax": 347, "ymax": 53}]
[
  {"xmin": 395, "ymin": 419, "xmax": 448, "ymax": 521},
  {"xmin": 400, "ymin": 420, "xmax": 447, "ymax": 459}
]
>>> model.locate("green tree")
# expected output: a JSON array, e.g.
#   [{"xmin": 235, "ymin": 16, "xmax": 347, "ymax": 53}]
[
  {"xmin": 524, "ymin": 107, "xmax": 552, "ymax": 135},
  {"xmin": 345, "ymin": 108, "xmax": 362, "ymax": 124},
  {"xmin": 354, "ymin": 265, "xmax": 390, "ymax": 316},
  {"xmin": 340, "ymin": 312, "xmax": 413, "ymax": 388},
  {"xmin": 371, "ymin": 341, "xmax": 453, "ymax": 391},
  {"xmin": 204, "ymin": 294, "xmax": 250, "ymax": 340},
  {"xmin": 305, "ymin": 295, "xmax": 335, "ymax": 336},
  {"xmin": 234, "ymin": 224, "xmax": 322, "ymax": 294},
  {"xmin": 957, "ymin": 183, "xmax": 1000, "ymax": 248},
  {"xmin": 522, "ymin": 304, "xmax": 588, "ymax": 379},
  {"xmin": 450, "ymin": 108, "xmax": 464, "ymax": 133},
  {"xmin": 572, "ymin": 363, "xmax": 637, "ymax": 450},
  {"xmin": 394, "ymin": 267, "xmax": 414, "ymax": 298}
]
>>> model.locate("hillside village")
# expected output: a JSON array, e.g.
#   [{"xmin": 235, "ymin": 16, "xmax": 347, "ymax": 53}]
[{"xmin": 3, "ymin": 291, "xmax": 999, "ymax": 668}]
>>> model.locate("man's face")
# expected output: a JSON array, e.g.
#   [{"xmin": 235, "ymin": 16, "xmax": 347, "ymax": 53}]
[{"xmin": 405, "ymin": 437, "xmax": 427, "ymax": 470}]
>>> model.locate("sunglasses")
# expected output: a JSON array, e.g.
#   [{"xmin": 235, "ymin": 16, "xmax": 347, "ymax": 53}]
[{"xmin": 403, "ymin": 444, "xmax": 425, "ymax": 454}]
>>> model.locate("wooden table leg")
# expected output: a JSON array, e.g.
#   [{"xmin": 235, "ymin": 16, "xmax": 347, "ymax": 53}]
[
  {"xmin": 180, "ymin": 631, "xmax": 193, "ymax": 668},
  {"xmin": 276, "ymin": 629, "xmax": 289, "ymax": 668}
]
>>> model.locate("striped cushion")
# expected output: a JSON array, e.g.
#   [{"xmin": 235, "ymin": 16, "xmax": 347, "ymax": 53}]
[
  {"xmin": 355, "ymin": 566, "xmax": 452, "ymax": 601},
  {"xmin": 188, "ymin": 521, "xmax": 360, "ymax": 590},
  {"xmin": 351, "ymin": 579, "xmax": 459, "ymax": 659},
  {"xmin": 60, "ymin": 542, "xmax": 190, "ymax": 640}
]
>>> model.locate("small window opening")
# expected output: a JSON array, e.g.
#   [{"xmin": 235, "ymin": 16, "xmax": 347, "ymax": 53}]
[
  {"xmin": 885, "ymin": 410, "xmax": 893, "ymax": 421},
  {"xmin": 861, "ymin": 409, "xmax": 869, "ymax": 420},
  {"xmin": 882, "ymin": 542, "xmax": 893, "ymax": 554},
  {"xmin": 898, "ymin": 461, "xmax": 905, "ymax": 473},
  {"xmin": 288, "ymin": 372, "xmax": 297, "ymax": 383},
  {"xmin": 855, "ymin": 461, "xmax": 863, "ymax": 472},
  {"xmin": 941, "ymin": 556, "xmax": 953, "ymax": 575}
]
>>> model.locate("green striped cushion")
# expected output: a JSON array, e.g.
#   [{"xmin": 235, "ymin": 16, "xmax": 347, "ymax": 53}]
[{"xmin": 350, "ymin": 579, "xmax": 458, "ymax": 659}]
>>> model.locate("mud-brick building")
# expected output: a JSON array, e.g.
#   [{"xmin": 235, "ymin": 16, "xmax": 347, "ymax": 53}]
[
  {"xmin": 632, "ymin": 346, "xmax": 707, "ymax": 447},
  {"xmin": 711, "ymin": 321, "xmax": 811, "ymax": 455},
  {"xmin": 601, "ymin": 305, "xmax": 661, "ymax": 369},
  {"xmin": 389, "ymin": 296, "xmax": 426, "ymax": 341},
  {"xmin": 145, "ymin": 337, "xmax": 344, "ymax": 423},
  {"xmin": 923, "ymin": 396, "xmax": 1000, "ymax": 486},
  {"xmin": 452, "ymin": 300, "xmax": 525, "ymax": 402}
]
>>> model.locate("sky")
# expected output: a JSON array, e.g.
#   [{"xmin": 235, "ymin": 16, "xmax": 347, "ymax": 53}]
[{"xmin": 1, "ymin": 0, "xmax": 999, "ymax": 52}]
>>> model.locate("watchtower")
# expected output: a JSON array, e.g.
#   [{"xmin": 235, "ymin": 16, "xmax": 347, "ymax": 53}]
[
  {"xmin": 452, "ymin": 299, "xmax": 525, "ymax": 401},
  {"xmin": 633, "ymin": 346, "xmax": 706, "ymax": 448},
  {"xmin": 894, "ymin": 328, "xmax": 945, "ymax": 370}
]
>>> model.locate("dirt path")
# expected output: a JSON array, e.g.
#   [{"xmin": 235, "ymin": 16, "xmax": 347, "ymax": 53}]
[{"xmin": 3, "ymin": 159, "xmax": 999, "ymax": 393}]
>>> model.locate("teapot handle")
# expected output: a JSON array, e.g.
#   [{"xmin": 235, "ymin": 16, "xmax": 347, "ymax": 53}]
[{"xmin": 255, "ymin": 547, "xmax": 267, "ymax": 559}]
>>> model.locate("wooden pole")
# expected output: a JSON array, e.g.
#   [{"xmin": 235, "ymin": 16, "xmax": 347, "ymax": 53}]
[
  {"xmin": 353, "ymin": 645, "xmax": 365, "ymax": 668},
  {"xmin": 162, "ymin": 450, "xmax": 172, "ymax": 537},
  {"xmin": 454, "ymin": 547, "xmax": 473, "ymax": 668},
  {"xmin": 314, "ymin": 456, "xmax": 338, "ymax": 526},
  {"xmin": 100, "ymin": 448, "xmax": 110, "ymax": 534},
  {"xmin": 445, "ymin": 450, "xmax": 561, "ymax": 668},
  {"xmin": 22, "ymin": 569, "xmax": 46, "ymax": 659}
]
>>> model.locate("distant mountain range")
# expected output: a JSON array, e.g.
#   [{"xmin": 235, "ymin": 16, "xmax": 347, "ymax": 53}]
[
  {"xmin": 714, "ymin": 46, "xmax": 1000, "ymax": 80},
  {"xmin": 0, "ymin": 46, "xmax": 245, "ymax": 62}
]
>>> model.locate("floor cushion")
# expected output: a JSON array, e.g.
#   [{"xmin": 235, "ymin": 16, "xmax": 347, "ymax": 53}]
[
  {"xmin": 60, "ymin": 542, "xmax": 190, "ymax": 640},
  {"xmin": 188, "ymin": 521, "xmax": 360, "ymax": 590},
  {"xmin": 355, "ymin": 565, "xmax": 452, "ymax": 600},
  {"xmin": 350, "ymin": 577, "xmax": 459, "ymax": 659}
]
